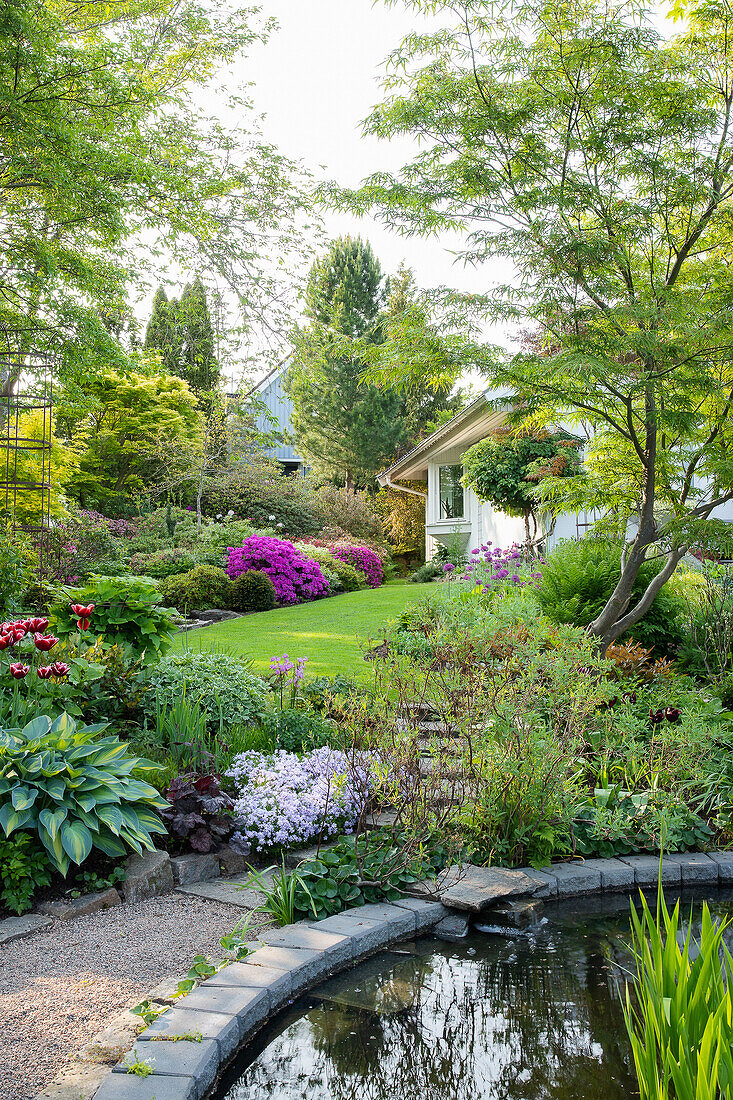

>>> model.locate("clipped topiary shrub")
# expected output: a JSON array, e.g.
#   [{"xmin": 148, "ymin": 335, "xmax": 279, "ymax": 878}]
[
  {"xmin": 230, "ymin": 569, "xmax": 277, "ymax": 612},
  {"xmin": 159, "ymin": 564, "xmax": 233, "ymax": 611}
]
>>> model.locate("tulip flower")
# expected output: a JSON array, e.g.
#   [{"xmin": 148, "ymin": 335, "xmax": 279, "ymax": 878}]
[
  {"xmin": 27, "ymin": 617, "xmax": 50, "ymax": 633},
  {"xmin": 51, "ymin": 661, "xmax": 70, "ymax": 678},
  {"xmin": 11, "ymin": 627, "xmax": 26, "ymax": 642},
  {"xmin": 0, "ymin": 634, "xmax": 12, "ymax": 651},
  {"xmin": 34, "ymin": 634, "xmax": 58, "ymax": 652},
  {"xmin": 9, "ymin": 662, "xmax": 29, "ymax": 679},
  {"xmin": 37, "ymin": 665, "xmax": 53, "ymax": 679},
  {"xmin": 71, "ymin": 603, "xmax": 95, "ymax": 617},
  {"xmin": 76, "ymin": 618, "xmax": 90, "ymax": 631}
]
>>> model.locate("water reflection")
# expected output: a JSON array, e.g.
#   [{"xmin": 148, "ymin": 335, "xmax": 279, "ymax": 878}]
[{"xmin": 217, "ymin": 894, "xmax": 733, "ymax": 1100}]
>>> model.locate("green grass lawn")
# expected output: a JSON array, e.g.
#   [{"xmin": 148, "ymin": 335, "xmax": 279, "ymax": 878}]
[{"xmin": 172, "ymin": 582, "xmax": 436, "ymax": 680}]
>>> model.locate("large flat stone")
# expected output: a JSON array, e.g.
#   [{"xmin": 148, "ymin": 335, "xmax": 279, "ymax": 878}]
[
  {"xmin": 434, "ymin": 913, "xmax": 469, "ymax": 940},
  {"xmin": 310, "ymin": 913, "xmax": 393, "ymax": 959},
  {"xmin": 82, "ymin": 1007, "xmax": 144, "ymax": 1064},
  {"xmin": 122, "ymin": 850, "xmax": 174, "ymax": 903},
  {"xmin": 545, "ymin": 862, "xmax": 602, "ymax": 897},
  {"xmin": 178, "ymin": 981, "xmax": 271, "ymax": 1032},
  {"xmin": 576, "ymin": 858, "xmax": 634, "ymax": 892},
  {"xmin": 391, "ymin": 897, "xmax": 448, "ymax": 931},
  {"xmin": 514, "ymin": 867, "xmax": 558, "ymax": 898},
  {"xmin": 217, "ymin": 845, "xmax": 250, "ymax": 876},
  {"xmin": 349, "ymin": 902, "xmax": 416, "ymax": 936},
  {"xmin": 243, "ymin": 943, "xmax": 329, "ymax": 991},
  {"xmin": 0, "ymin": 913, "xmax": 52, "ymax": 944},
  {"xmin": 137, "ymin": 1006, "xmax": 240, "ymax": 1060},
  {"xmin": 435, "ymin": 865, "xmax": 539, "ymax": 912},
  {"xmin": 176, "ymin": 875, "xmax": 266, "ymax": 909},
  {"xmin": 257, "ymin": 922, "xmax": 353, "ymax": 969},
  {"xmin": 619, "ymin": 854, "xmax": 681, "ymax": 887},
  {"xmin": 114, "ymin": 1039, "xmax": 219, "ymax": 1099},
  {"xmin": 665, "ymin": 852, "xmax": 719, "ymax": 885},
  {"xmin": 708, "ymin": 850, "xmax": 733, "ymax": 885},
  {"xmin": 38, "ymin": 887, "xmax": 121, "ymax": 920},
  {"xmin": 170, "ymin": 853, "xmax": 220, "ymax": 886},
  {"xmin": 205, "ymin": 960, "xmax": 293, "ymax": 1008},
  {"xmin": 93, "ymin": 1070, "xmax": 197, "ymax": 1099}
]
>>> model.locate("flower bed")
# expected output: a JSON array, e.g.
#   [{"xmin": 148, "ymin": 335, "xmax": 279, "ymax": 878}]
[
  {"xmin": 331, "ymin": 544, "xmax": 383, "ymax": 588},
  {"xmin": 227, "ymin": 747, "xmax": 371, "ymax": 850}
]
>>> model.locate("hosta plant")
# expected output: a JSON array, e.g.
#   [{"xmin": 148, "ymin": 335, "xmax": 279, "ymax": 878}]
[{"xmin": 0, "ymin": 713, "xmax": 168, "ymax": 875}]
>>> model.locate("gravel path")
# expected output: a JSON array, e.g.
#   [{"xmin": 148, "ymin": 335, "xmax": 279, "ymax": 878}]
[{"xmin": 0, "ymin": 892, "xmax": 270, "ymax": 1100}]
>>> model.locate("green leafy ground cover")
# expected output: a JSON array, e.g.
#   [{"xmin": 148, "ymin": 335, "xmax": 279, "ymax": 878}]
[{"xmin": 171, "ymin": 581, "xmax": 436, "ymax": 679}]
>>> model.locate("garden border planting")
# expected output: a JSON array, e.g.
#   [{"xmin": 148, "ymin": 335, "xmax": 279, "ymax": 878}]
[{"xmin": 31, "ymin": 850, "xmax": 733, "ymax": 1100}]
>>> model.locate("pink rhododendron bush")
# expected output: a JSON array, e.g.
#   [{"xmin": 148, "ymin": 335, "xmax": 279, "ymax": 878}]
[
  {"xmin": 226, "ymin": 535, "xmax": 329, "ymax": 604},
  {"xmin": 227, "ymin": 747, "xmax": 374, "ymax": 849},
  {"xmin": 331, "ymin": 544, "xmax": 383, "ymax": 587}
]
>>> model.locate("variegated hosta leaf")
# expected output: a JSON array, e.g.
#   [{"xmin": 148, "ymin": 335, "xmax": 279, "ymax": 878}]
[{"xmin": 60, "ymin": 819, "xmax": 93, "ymax": 865}]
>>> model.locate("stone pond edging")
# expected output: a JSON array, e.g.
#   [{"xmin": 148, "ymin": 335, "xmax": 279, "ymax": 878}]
[{"xmin": 28, "ymin": 847, "xmax": 733, "ymax": 1100}]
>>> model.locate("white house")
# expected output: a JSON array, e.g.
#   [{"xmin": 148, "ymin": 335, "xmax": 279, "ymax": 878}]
[
  {"xmin": 250, "ymin": 358, "xmax": 306, "ymax": 475},
  {"xmin": 376, "ymin": 392, "xmax": 595, "ymax": 559}
]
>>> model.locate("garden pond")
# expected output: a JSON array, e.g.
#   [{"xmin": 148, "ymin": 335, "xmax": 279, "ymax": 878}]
[{"xmin": 212, "ymin": 889, "xmax": 733, "ymax": 1100}]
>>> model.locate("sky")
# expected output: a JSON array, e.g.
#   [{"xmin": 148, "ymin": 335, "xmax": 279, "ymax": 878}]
[{"xmin": 242, "ymin": 0, "xmax": 486, "ymax": 294}]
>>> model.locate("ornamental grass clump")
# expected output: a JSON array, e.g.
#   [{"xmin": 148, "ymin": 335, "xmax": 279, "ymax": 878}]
[
  {"xmin": 226, "ymin": 535, "xmax": 329, "ymax": 604},
  {"xmin": 227, "ymin": 747, "xmax": 372, "ymax": 850}
]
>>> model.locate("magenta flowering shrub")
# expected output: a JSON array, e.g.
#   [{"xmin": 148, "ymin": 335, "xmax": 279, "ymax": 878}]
[
  {"xmin": 226, "ymin": 536, "xmax": 329, "ymax": 605},
  {"xmin": 227, "ymin": 747, "xmax": 372, "ymax": 850},
  {"xmin": 331, "ymin": 544, "xmax": 383, "ymax": 588}
]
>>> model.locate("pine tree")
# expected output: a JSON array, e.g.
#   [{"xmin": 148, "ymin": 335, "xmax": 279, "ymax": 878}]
[
  {"xmin": 286, "ymin": 237, "xmax": 405, "ymax": 492},
  {"xmin": 178, "ymin": 278, "xmax": 220, "ymax": 393},
  {"xmin": 144, "ymin": 280, "xmax": 220, "ymax": 394},
  {"xmin": 143, "ymin": 287, "xmax": 183, "ymax": 376}
]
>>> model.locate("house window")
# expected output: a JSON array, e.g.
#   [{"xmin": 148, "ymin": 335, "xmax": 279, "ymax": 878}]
[{"xmin": 439, "ymin": 464, "xmax": 464, "ymax": 519}]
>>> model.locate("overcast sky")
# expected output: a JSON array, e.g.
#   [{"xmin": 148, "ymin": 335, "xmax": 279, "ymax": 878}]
[{"xmin": 241, "ymin": 0, "xmax": 507, "ymax": 309}]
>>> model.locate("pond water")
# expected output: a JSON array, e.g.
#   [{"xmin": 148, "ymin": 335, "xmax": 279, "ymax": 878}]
[{"xmin": 214, "ymin": 891, "xmax": 733, "ymax": 1100}]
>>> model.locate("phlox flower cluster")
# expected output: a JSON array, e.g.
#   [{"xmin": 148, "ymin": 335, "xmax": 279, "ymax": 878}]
[
  {"xmin": 226, "ymin": 536, "xmax": 329, "ymax": 604},
  {"xmin": 460, "ymin": 542, "xmax": 544, "ymax": 588},
  {"xmin": 331, "ymin": 544, "xmax": 383, "ymax": 587},
  {"xmin": 227, "ymin": 747, "xmax": 372, "ymax": 850}
]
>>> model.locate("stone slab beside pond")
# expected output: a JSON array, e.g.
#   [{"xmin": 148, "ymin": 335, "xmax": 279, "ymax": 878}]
[{"xmin": 432, "ymin": 864, "xmax": 541, "ymax": 912}]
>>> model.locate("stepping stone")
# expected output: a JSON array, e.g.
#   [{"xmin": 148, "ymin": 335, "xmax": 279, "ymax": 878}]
[
  {"xmin": 434, "ymin": 913, "xmax": 470, "ymax": 940},
  {"xmin": 0, "ymin": 913, "xmax": 52, "ymax": 944},
  {"xmin": 431, "ymin": 865, "xmax": 539, "ymax": 913},
  {"xmin": 177, "ymin": 871, "xmax": 271, "ymax": 909}
]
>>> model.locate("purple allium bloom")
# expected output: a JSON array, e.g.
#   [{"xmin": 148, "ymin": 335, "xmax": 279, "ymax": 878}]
[
  {"xmin": 471, "ymin": 547, "xmax": 480, "ymax": 555},
  {"xmin": 443, "ymin": 563, "xmax": 455, "ymax": 573}
]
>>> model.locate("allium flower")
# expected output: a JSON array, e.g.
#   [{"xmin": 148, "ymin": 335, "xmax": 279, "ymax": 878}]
[
  {"xmin": 9, "ymin": 662, "xmax": 29, "ymax": 679},
  {"xmin": 443, "ymin": 563, "xmax": 455, "ymax": 573},
  {"xmin": 34, "ymin": 634, "xmax": 58, "ymax": 652}
]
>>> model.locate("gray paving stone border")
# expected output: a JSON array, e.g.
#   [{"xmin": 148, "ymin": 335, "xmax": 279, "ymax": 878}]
[{"xmin": 32, "ymin": 851, "xmax": 733, "ymax": 1100}]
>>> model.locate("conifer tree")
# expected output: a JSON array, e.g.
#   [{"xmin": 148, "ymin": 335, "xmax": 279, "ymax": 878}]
[{"xmin": 286, "ymin": 236, "xmax": 405, "ymax": 492}]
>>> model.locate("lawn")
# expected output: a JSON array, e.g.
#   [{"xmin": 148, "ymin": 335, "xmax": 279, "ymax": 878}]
[{"xmin": 172, "ymin": 581, "xmax": 437, "ymax": 680}]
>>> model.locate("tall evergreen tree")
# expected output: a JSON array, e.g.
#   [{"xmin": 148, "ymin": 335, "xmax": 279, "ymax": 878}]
[
  {"xmin": 286, "ymin": 236, "xmax": 405, "ymax": 491},
  {"xmin": 144, "ymin": 280, "xmax": 220, "ymax": 394},
  {"xmin": 178, "ymin": 278, "xmax": 220, "ymax": 393}
]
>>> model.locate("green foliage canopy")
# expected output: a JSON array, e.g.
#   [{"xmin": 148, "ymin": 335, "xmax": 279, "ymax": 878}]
[{"xmin": 334, "ymin": 0, "xmax": 733, "ymax": 645}]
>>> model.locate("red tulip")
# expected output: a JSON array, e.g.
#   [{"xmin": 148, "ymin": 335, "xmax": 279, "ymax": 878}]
[
  {"xmin": 9, "ymin": 662, "xmax": 29, "ymax": 679},
  {"xmin": 0, "ymin": 635, "xmax": 13, "ymax": 651},
  {"xmin": 11, "ymin": 627, "xmax": 26, "ymax": 642},
  {"xmin": 76, "ymin": 618, "xmax": 90, "ymax": 632},
  {"xmin": 27, "ymin": 617, "xmax": 49, "ymax": 632},
  {"xmin": 37, "ymin": 665, "xmax": 53, "ymax": 679},
  {"xmin": 71, "ymin": 603, "xmax": 94, "ymax": 617},
  {"xmin": 51, "ymin": 661, "xmax": 70, "ymax": 677},
  {"xmin": 34, "ymin": 633, "xmax": 58, "ymax": 652}
]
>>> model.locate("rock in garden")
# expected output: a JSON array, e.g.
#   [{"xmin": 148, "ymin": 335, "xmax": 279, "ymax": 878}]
[
  {"xmin": 170, "ymin": 852, "xmax": 220, "ymax": 885},
  {"xmin": 121, "ymin": 850, "xmax": 174, "ymax": 903},
  {"xmin": 434, "ymin": 913, "xmax": 470, "ymax": 940},
  {"xmin": 435, "ymin": 864, "xmax": 540, "ymax": 913},
  {"xmin": 37, "ymin": 887, "xmax": 122, "ymax": 921}
]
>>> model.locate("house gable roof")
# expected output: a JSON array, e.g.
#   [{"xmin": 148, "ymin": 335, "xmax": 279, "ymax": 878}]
[{"xmin": 377, "ymin": 390, "xmax": 512, "ymax": 483}]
